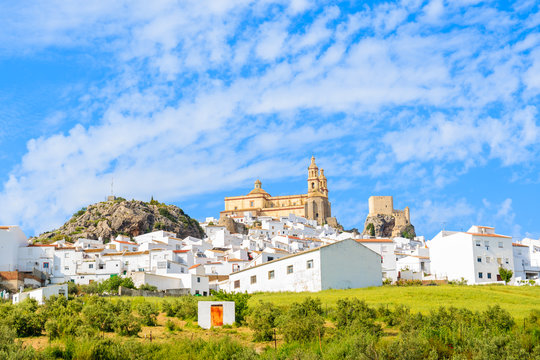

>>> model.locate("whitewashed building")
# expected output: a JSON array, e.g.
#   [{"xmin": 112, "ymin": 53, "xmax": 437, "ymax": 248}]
[
  {"xmin": 226, "ymin": 239, "xmax": 382, "ymax": 293},
  {"xmin": 0, "ymin": 226, "xmax": 29, "ymax": 271},
  {"xmin": 429, "ymin": 226, "xmax": 514, "ymax": 284}
]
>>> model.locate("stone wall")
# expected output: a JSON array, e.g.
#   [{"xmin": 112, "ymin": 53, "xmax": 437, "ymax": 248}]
[{"xmin": 118, "ymin": 286, "xmax": 190, "ymax": 297}]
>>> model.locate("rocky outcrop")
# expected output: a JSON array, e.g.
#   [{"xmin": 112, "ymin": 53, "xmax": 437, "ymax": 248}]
[
  {"xmin": 33, "ymin": 199, "xmax": 204, "ymax": 243},
  {"xmin": 218, "ymin": 216, "xmax": 248, "ymax": 235},
  {"xmin": 362, "ymin": 214, "xmax": 416, "ymax": 239}
]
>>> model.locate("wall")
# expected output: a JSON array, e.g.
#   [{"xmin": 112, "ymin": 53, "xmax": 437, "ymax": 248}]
[
  {"xmin": 228, "ymin": 250, "xmax": 323, "ymax": 293},
  {"xmin": 429, "ymin": 232, "xmax": 476, "ymax": 283},
  {"xmin": 0, "ymin": 227, "xmax": 28, "ymax": 272},
  {"xmin": 320, "ymin": 240, "xmax": 382, "ymax": 289},
  {"xmin": 368, "ymin": 196, "xmax": 394, "ymax": 216},
  {"xmin": 198, "ymin": 301, "xmax": 235, "ymax": 329}
]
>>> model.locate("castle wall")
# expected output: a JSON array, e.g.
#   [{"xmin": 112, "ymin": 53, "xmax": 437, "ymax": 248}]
[{"xmin": 368, "ymin": 196, "xmax": 394, "ymax": 216}]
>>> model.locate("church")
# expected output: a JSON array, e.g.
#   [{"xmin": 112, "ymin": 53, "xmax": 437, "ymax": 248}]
[{"xmin": 221, "ymin": 157, "xmax": 337, "ymax": 226}]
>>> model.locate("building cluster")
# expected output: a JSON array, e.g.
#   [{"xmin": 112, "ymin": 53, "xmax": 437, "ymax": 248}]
[{"xmin": 0, "ymin": 157, "xmax": 538, "ymax": 300}]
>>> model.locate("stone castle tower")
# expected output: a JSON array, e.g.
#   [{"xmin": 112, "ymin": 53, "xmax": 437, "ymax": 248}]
[{"xmin": 305, "ymin": 156, "xmax": 332, "ymax": 224}]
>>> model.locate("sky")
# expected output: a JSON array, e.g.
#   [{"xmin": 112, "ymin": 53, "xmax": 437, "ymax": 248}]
[{"xmin": 0, "ymin": 0, "xmax": 538, "ymax": 240}]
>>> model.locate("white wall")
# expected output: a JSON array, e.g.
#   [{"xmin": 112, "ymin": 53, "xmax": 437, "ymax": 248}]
[
  {"xmin": 198, "ymin": 301, "xmax": 235, "ymax": 329},
  {"xmin": 320, "ymin": 240, "xmax": 382, "ymax": 289},
  {"xmin": 0, "ymin": 226, "xmax": 28, "ymax": 271}
]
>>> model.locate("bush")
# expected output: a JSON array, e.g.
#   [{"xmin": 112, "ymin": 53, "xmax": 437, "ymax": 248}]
[
  {"xmin": 139, "ymin": 283, "xmax": 158, "ymax": 291},
  {"xmin": 247, "ymin": 301, "xmax": 280, "ymax": 341},
  {"xmin": 136, "ymin": 301, "xmax": 159, "ymax": 326},
  {"xmin": 211, "ymin": 290, "xmax": 251, "ymax": 324},
  {"xmin": 162, "ymin": 296, "xmax": 198, "ymax": 320},
  {"xmin": 6, "ymin": 299, "xmax": 45, "ymax": 337},
  {"xmin": 114, "ymin": 312, "xmax": 141, "ymax": 336},
  {"xmin": 277, "ymin": 297, "xmax": 325, "ymax": 343},
  {"xmin": 82, "ymin": 297, "xmax": 116, "ymax": 332},
  {"xmin": 334, "ymin": 298, "xmax": 382, "ymax": 336}
]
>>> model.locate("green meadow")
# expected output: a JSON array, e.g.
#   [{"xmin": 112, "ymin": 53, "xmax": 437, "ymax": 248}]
[{"xmin": 249, "ymin": 285, "xmax": 540, "ymax": 319}]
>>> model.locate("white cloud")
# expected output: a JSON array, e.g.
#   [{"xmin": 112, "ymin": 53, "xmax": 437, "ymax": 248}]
[{"xmin": 0, "ymin": 1, "xmax": 539, "ymax": 235}]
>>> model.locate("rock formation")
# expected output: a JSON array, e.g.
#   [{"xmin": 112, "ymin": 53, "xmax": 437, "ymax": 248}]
[
  {"xmin": 218, "ymin": 216, "xmax": 248, "ymax": 235},
  {"xmin": 362, "ymin": 214, "xmax": 416, "ymax": 239},
  {"xmin": 33, "ymin": 198, "xmax": 204, "ymax": 243}
]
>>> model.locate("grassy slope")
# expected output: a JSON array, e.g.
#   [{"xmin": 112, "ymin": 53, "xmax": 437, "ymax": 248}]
[{"xmin": 249, "ymin": 285, "xmax": 540, "ymax": 319}]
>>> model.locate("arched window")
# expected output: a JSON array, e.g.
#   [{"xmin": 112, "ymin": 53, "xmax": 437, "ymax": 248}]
[{"xmin": 312, "ymin": 182, "xmax": 315, "ymax": 189}]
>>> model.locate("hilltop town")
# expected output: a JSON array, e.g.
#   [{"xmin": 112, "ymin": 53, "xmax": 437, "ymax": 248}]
[{"xmin": 0, "ymin": 157, "xmax": 538, "ymax": 301}]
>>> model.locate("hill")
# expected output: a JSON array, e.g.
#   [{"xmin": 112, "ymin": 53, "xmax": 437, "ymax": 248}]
[{"xmin": 33, "ymin": 198, "xmax": 204, "ymax": 243}]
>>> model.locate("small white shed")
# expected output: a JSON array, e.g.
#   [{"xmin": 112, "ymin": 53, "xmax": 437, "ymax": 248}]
[
  {"xmin": 12, "ymin": 284, "xmax": 68, "ymax": 305},
  {"xmin": 198, "ymin": 301, "xmax": 235, "ymax": 329}
]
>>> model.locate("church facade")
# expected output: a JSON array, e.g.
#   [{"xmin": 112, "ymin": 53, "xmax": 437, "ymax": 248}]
[{"xmin": 221, "ymin": 157, "xmax": 336, "ymax": 225}]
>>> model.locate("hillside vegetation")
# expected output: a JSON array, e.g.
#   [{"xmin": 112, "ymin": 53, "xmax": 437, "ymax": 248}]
[
  {"xmin": 33, "ymin": 198, "xmax": 204, "ymax": 244},
  {"xmin": 3, "ymin": 284, "xmax": 540, "ymax": 359}
]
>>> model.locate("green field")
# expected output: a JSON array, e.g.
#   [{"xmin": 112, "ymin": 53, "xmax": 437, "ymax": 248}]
[{"xmin": 248, "ymin": 285, "xmax": 540, "ymax": 319}]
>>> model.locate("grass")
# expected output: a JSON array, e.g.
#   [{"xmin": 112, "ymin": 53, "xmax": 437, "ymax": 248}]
[
  {"xmin": 249, "ymin": 285, "xmax": 540, "ymax": 320},
  {"xmin": 120, "ymin": 284, "xmax": 540, "ymax": 320}
]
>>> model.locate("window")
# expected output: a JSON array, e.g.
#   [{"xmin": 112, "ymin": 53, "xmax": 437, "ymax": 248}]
[
  {"xmin": 250, "ymin": 201, "xmax": 254, "ymax": 207},
  {"xmin": 89, "ymin": 264, "xmax": 94, "ymax": 269},
  {"xmin": 478, "ymin": 272, "xmax": 483, "ymax": 279},
  {"xmin": 487, "ymin": 273, "xmax": 492, "ymax": 279},
  {"xmin": 497, "ymin": 257, "xmax": 502, "ymax": 264},
  {"xmin": 267, "ymin": 256, "xmax": 274, "ymax": 261},
  {"xmin": 475, "ymin": 241, "xmax": 481, "ymax": 247},
  {"xmin": 268, "ymin": 270, "xmax": 275, "ymax": 279},
  {"xmin": 484, "ymin": 241, "xmax": 490, "ymax": 250},
  {"xmin": 64, "ymin": 266, "xmax": 69, "ymax": 271},
  {"xmin": 498, "ymin": 242, "xmax": 503, "ymax": 248},
  {"xmin": 287, "ymin": 265, "xmax": 293, "ymax": 274},
  {"xmin": 307, "ymin": 260, "xmax": 314, "ymax": 269},
  {"xmin": 486, "ymin": 257, "xmax": 491, "ymax": 264},
  {"xmin": 477, "ymin": 257, "xmax": 482, "ymax": 263},
  {"xmin": 234, "ymin": 280, "xmax": 240, "ymax": 289},
  {"xmin": 505, "ymin": 258, "xmax": 509, "ymax": 265},
  {"xmin": 195, "ymin": 290, "xmax": 200, "ymax": 295},
  {"xmin": 197, "ymin": 277, "xmax": 201, "ymax": 283},
  {"xmin": 43, "ymin": 262, "xmax": 49, "ymax": 269},
  {"xmin": 203, "ymin": 291, "xmax": 207, "ymax": 296},
  {"xmin": 251, "ymin": 275, "xmax": 257, "ymax": 284}
]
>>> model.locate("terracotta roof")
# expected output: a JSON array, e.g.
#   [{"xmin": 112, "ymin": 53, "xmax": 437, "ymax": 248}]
[
  {"xmin": 466, "ymin": 233, "xmax": 512, "ymax": 239},
  {"xmin": 173, "ymin": 250, "xmax": 189, "ymax": 253},
  {"xmin": 102, "ymin": 250, "xmax": 149, "ymax": 257},
  {"xmin": 512, "ymin": 243, "xmax": 529, "ymax": 248},
  {"xmin": 227, "ymin": 258, "xmax": 246, "ymax": 262},
  {"xmin": 28, "ymin": 244, "xmax": 57, "ymax": 247},
  {"xmin": 189, "ymin": 264, "xmax": 201, "ymax": 269},
  {"xmin": 114, "ymin": 240, "xmax": 137, "ymax": 245},
  {"xmin": 356, "ymin": 239, "xmax": 393, "ymax": 243},
  {"xmin": 0, "ymin": 226, "xmax": 13, "ymax": 230},
  {"xmin": 83, "ymin": 249, "xmax": 103, "ymax": 253}
]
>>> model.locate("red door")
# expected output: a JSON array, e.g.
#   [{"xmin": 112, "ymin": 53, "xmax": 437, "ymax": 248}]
[{"xmin": 211, "ymin": 305, "xmax": 223, "ymax": 327}]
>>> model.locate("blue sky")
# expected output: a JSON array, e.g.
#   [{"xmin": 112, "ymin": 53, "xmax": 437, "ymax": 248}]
[{"xmin": 0, "ymin": 0, "xmax": 539, "ymax": 239}]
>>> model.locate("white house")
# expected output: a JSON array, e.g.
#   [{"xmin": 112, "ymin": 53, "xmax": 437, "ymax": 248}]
[
  {"xmin": 226, "ymin": 239, "xmax": 382, "ymax": 293},
  {"xmin": 513, "ymin": 239, "xmax": 540, "ymax": 282},
  {"xmin": 429, "ymin": 226, "xmax": 514, "ymax": 284},
  {"xmin": 0, "ymin": 226, "xmax": 29, "ymax": 271},
  {"xmin": 12, "ymin": 284, "xmax": 68, "ymax": 305}
]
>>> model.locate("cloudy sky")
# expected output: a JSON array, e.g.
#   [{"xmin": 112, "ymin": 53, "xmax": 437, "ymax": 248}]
[{"xmin": 0, "ymin": 0, "xmax": 538, "ymax": 239}]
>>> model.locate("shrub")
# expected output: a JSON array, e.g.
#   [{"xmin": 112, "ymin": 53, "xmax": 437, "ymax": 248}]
[
  {"xmin": 277, "ymin": 297, "xmax": 325, "ymax": 343},
  {"xmin": 114, "ymin": 312, "xmax": 141, "ymax": 336},
  {"xmin": 247, "ymin": 301, "xmax": 280, "ymax": 341},
  {"xmin": 334, "ymin": 298, "xmax": 382, "ymax": 336},
  {"xmin": 366, "ymin": 223, "xmax": 375, "ymax": 236},
  {"xmin": 165, "ymin": 319, "xmax": 176, "ymax": 332},
  {"xmin": 136, "ymin": 302, "xmax": 159, "ymax": 326},
  {"xmin": 162, "ymin": 296, "xmax": 198, "ymax": 320},
  {"xmin": 211, "ymin": 290, "xmax": 251, "ymax": 324},
  {"xmin": 82, "ymin": 298, "xmax": 116, "ymax": 332},
  {"xmin": 139, "ymin": 283, "xmax": 158, "ymax": 291}
]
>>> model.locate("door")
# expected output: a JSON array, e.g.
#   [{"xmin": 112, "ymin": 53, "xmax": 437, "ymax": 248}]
[{"xmin": 211, "ymin": 305, "xmax": 223, "ymax": 327}]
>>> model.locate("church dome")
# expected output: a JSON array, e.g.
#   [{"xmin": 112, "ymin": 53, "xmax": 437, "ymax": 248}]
[{"xmin": 248, "ymin": 179, "xmax": 269, "ymax": 195}]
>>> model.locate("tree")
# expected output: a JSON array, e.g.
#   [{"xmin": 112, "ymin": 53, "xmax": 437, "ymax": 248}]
[
  {"xmin": 366, "ymin": 223, "xmax": 375, "ymax": 237},
  {"xmin": 498, "ymin": 267, "xmax": 513, "ymax": 285}
]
